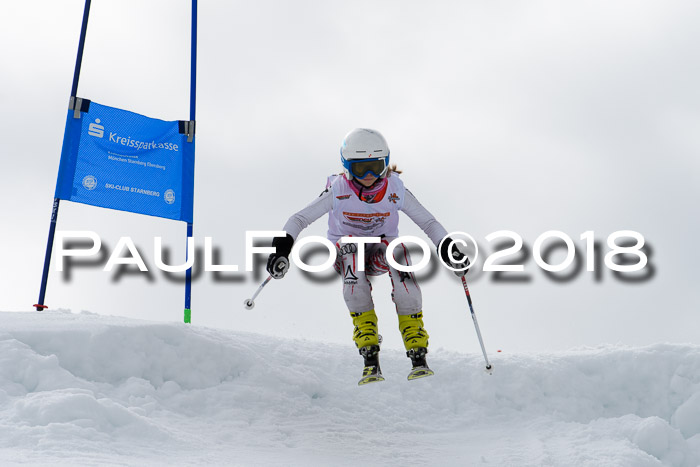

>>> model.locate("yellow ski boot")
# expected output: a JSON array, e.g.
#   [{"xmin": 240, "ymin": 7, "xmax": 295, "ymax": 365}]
[
  {"xmin": 398, "ymin": 312, "xmax": 434, "ymax": 380},
  {"xmin": 351, "ymin": 310, "xmax": 385, "ymax": 385}
]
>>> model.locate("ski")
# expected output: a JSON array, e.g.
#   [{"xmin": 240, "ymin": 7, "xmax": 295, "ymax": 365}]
[
  {"xmin": 405, "ymin": 347, "xmax": 433, "ymax": 380},
  {"xmin": 358, "ymin": 365, "xmax": 385, "ymax": 385},
  {"xmin": 407, "ymin": 365, "xmax": 434, "ymax": 381},
  {"xmin": 357, "ymin": 344, "xmax": 384, "ymax": 386}
]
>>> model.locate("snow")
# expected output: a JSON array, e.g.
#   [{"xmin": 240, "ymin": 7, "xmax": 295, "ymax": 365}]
[{"xmin": 1, "ymin": 310, "xmax": 699, "ymax": 466}]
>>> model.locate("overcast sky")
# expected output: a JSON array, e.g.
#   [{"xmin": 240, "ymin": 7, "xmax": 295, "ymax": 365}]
[{"xmin": 1, "ymin": 0, "xmax": 698, "ymax": 355}]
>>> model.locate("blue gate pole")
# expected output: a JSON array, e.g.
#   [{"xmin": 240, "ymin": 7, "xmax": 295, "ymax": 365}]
[
  {"xmin": 184, "ymin": 222, "xmax": 193, "ymax": 323},
  {"xmin": 35, "ymin": 0, "xmax": 92, "ymax": 311},
  {"xmin": 190, "ymin": 0, "xmax": 197, "ymax": 122},
  {"xmin": 184, "ymin": 0, "xmax": 197, "ymax": 323}
]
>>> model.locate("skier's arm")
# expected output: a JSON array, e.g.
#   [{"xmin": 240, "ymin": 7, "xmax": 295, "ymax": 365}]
[
  {"xmin": 400, "ymin": 189, "xmax": 449, "ymax": 247},
  {"xmin": 282, "ymin": 188, "xmax": 334, "ymax": 240},
  {"xmin": 268, "ymin": 188, "xmax": 333, "ymax": 279},
  {"xmin": 401, "ymin": 188, "xmax": 469, "ymax": 276}
]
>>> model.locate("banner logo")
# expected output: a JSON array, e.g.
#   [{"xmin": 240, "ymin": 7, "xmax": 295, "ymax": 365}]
[
  {"xmin": 164, "ymin": 189, "xmax": 176, "ymax": 205},
  {"xmin": 88, "ymin": 119, "xmax": 104, "ymax": 138},
  {"xmin": 82, "ymin": 175, "xmax": 97, "ymax": 190}
]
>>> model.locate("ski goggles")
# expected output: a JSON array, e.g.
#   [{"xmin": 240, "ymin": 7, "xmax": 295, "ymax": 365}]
[{"xmin": 344, "ymin": 157, "xmax": 388, "ymax": 179}]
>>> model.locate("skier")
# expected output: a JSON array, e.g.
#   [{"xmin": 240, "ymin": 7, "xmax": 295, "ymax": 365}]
[{"xmin": 266, "ymin": 128, "xmax": 468, "ymax": 385}]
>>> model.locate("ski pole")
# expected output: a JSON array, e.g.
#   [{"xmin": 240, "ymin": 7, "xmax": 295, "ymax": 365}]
[
  {"xmin": 243, "ymin": 275, "xmax": 272, "ymax": 310},
  {"xmin": 461, "ymin": 275, "xmax": 493, "ymax": 373}
]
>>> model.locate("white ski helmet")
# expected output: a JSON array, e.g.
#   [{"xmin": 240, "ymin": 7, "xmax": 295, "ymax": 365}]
[{"xmin": 340, "ymin": 128, "xmax": 390, "ymax": 180}]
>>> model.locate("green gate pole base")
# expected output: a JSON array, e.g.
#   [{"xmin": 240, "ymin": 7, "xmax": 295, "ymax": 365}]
[{"xmin": 184, "ymin": 308, "xmax": 191, "ymax": 324}]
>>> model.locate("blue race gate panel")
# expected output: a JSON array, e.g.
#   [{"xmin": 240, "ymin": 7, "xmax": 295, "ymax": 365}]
[{"xmin": 55, "ymin": 101, "xmax": 195, "ymax": 223}]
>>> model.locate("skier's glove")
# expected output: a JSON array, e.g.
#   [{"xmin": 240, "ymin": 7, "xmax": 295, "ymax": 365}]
[
  {"xmin": 439, "ymin": 237, "xmax": 470, "ymax": 277},
  {"xmin": 267, "ymin": 234, "xmax": 294, "ymax": 279}
]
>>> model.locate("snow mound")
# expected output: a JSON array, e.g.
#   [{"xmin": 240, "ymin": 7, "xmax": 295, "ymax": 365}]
[{"xmin": 1, "ymin": 310, "xmax": 699, "ymax": 466}]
